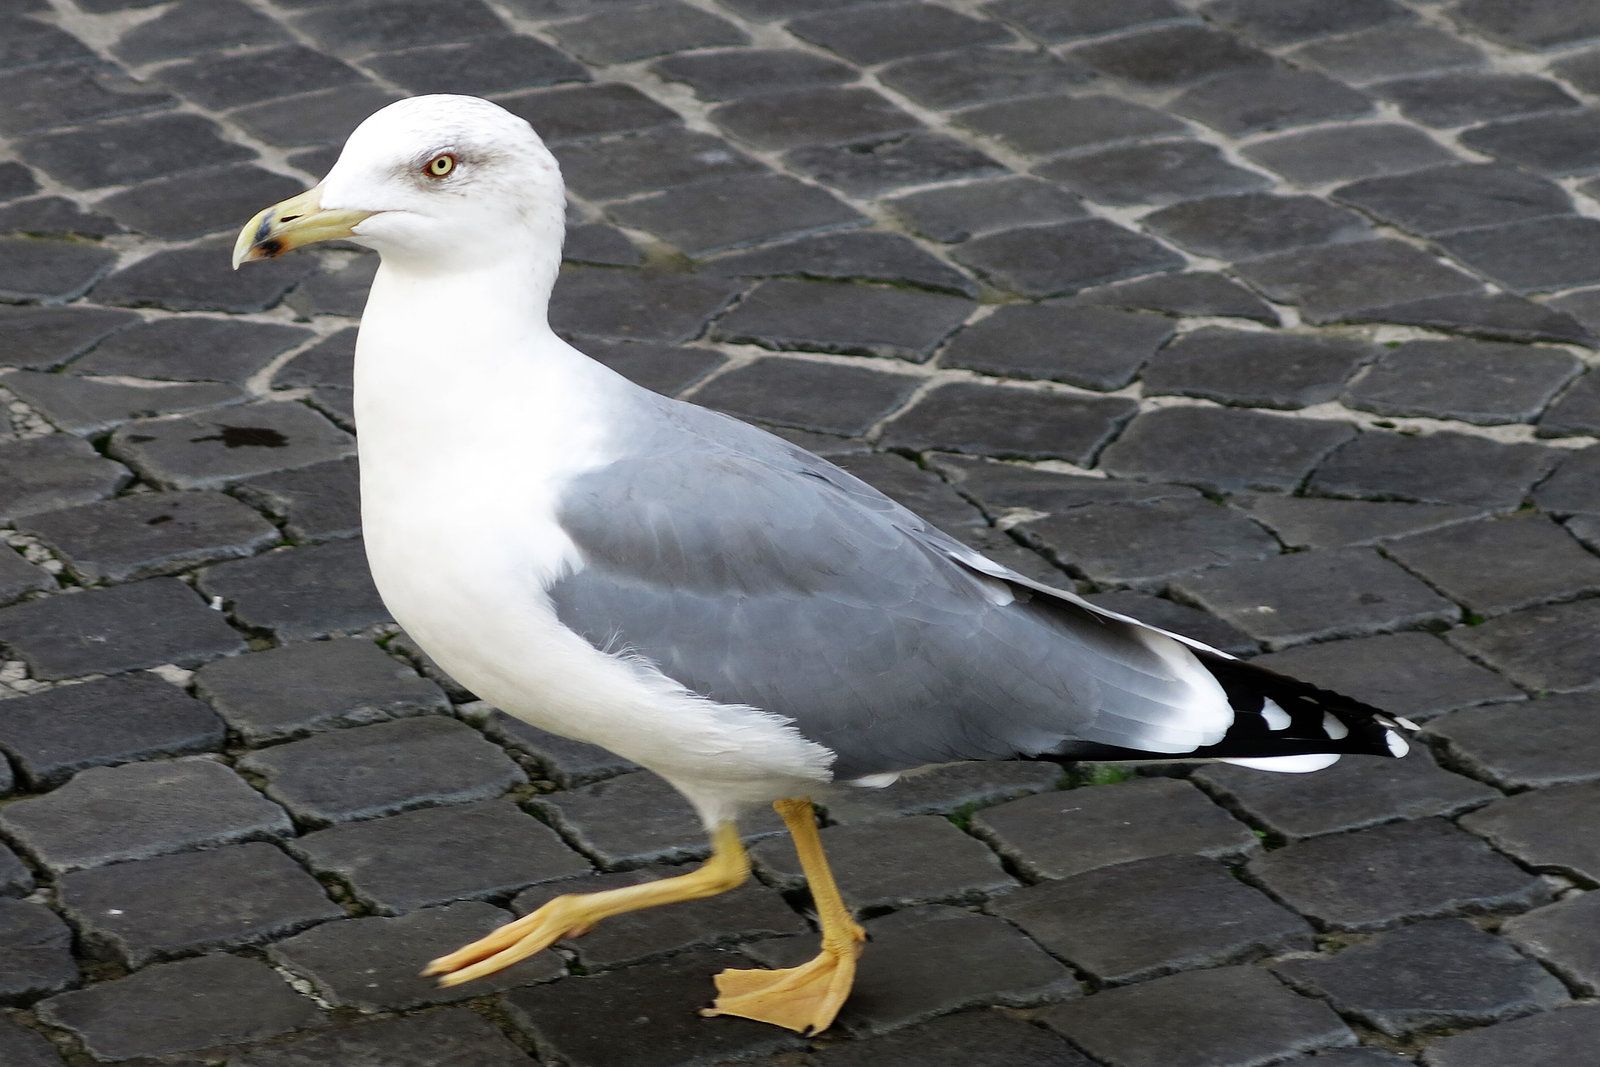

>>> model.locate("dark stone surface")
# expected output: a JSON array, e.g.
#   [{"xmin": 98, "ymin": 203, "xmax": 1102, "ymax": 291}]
[
  {"xmin": 1247, "ymin": 817, "xmax": 1551, "ymax": 932},
  {"xmin": 940, "ymin": 303, "xmax": 1173, "ymax": 390},
  {"xmin": 3, "ymin": 371, "xmax": 247, "ymax": 437},
  {"xmin": 0, "ymin": 195, "xmax": 123, "ymax": 239},
  {"xmin": 195, "ymin": 539, "xmax": 389, "ymax": 641},
  {"xmin": 499, "ymin": 82, "xmax": 680, "ymax": 144},
  {"xmin": 233, "ymin": 457, "xmax": 362, "ymax": 544},
  {"xmin": 230, "ymin": 1008, "xmax": 535, "ymax": 1067},
  {"xmin": 789, "ymin": 2, "xmax": 1012, "ymax": 65},
  {"xmin": 1243, "ymin": 123, "xmax": 1460, "ymax": 186},
  {"xmin": 1233, "ymin": 239, "xmax": 1481, "ymax": 324},
  {"xmin": 271, "ymin": 328, "xmax": 355, "ymax": 390},
  {"xmin": 1099, "ymin": 406, "xmax": 1357, "ymax": 493},
  {"xmin": 818, "ymin": 759, "xmax": 1060, "ymax": 825},
  {"xmin": 0, "ymin": 1017, "xmax": 61, "ymax": 1067},
  {"xmin": 1459, "ymin": 111, "xmax": 1600, "ymax": 177},
  {"xmin": 292, "ymin": 0, "xmax": 506, "ymax": 57},
  {"xmin": 1501, "ymin": 891, "xmax": 1600, "ymax": 996},
  {"xmin": 237, "ymin": 715, "xmax": 526, "ymax": 826},
  {"xmin": 1384, "ymin": 513, "xmax": 1600, "ymax": 617},
  {"xmin": 1041, "ymin": 965, "xmax": 1353, "ymax": 1067},
  {"xmin": 711, "ymin": 87, "xmax": 919, "ymax": 152},
  {"xmin": 0, "ymin": 672, "xmax": 223, "ymax": 789},
  {"xmin": 100, "ymin": 163, "xmax": 305, "ymax": 241},
  {"xmin": 0, "ymin": 62, "xmax": 173, "ymax": 137},
  {"xmin": 59, "ymin": 841, "xmax": 341, "ymax": 967},
  {"xmin": 284, "ymin": 257, "xmax": 376, "ymax": 318},
  {"xmin": 1375, "ymin": 72, "xmax": 1579, "ymax": 127},
  {"xmin": 0, "ymin": 758, "xmax": 290, "ymax": 874},
  {"xmin": 1461, "ymin": 782, "xmax": 1600, "ymax": 885},
  {"xmin": 951, "ymin": 219, "xmax": 1184, "ymax": 298},
  {"xmin": 91, "ymin": 241, "xmax": 317, "ymax": 313},
  {"xmin": 194, "ymin": 638, "xmax": 447, "ymax": 743},
  {"xmin": 549, "ymin": 1, "xmax": 746, "ymax": 65},
  {"xmin": 1540, "ymin": 372, "xmax": 1600, "ymax": 438},
  {"xmin": 787, "ymin": 131, "xmax": 1005, "ymax": 199},
  {"xmin": 989, "ymin": 853, "xmax": 1312, "ymax": 985},
  {"xmin": 1084, "ymin": 590, "xmax": 1259, "ymax": 656},
  {"xmin": 810, "ymin": 1009, "xmax": 1095, "ymax": 1067},
  {"xmin": 0, "ymin": 545, "xmax": 51, "ymax": 606},
  {"xmin": 1070, "ymin": 25, "xmax": 1272, "ymax": 88},
  {"xmin": 553, "ymin": 127, "xmax": 762, "ymax": 201},
  {"xmin": 984, "ymin": 0, "xmax": 1189, "ymax": 43},
  {"xmin": 1142, "ymin": 328, "xmax": 1374, "ymax": 409},
  {"xmin": 608, "ymin": 172, "xmax": 865, "ymax": 257},
  {"xmin": 1533, "ymin": 446, "xmax": 1600, "ymax": 515},
  {"xmin": 19, "ymin": 113, "xmax": 254, "ymax": 190},
  {"xmin": 1036, "ymin": 139, "xmax": 1270, "ymax": 209},
  {"xmin": 1345, "ymin": 292, "xmax": 1594, "ymax": 347},
  {"xmin": 1451, "ymin": 0, "xmax": 1600, "ymax": 50},
  {"xmin": 1440, "ymin": 216, "xmax": 1600, "ymax": 294},
  {"xmin": 955, "ymin": 94, "xmax": 1186, "ymax": 157},
  {"xmin": 0, "ymin": 305, "xmax": 137, "ymax": 371},
  {"xmin": 1292, "ymin": 24, "xmax": 1484, "ymax": 84},
  {"xmin": 1143, "ymin": 192, "xmax": 1371, "ymax": 260},
  {"xmin": 1075, "ymin": 271, "xmax": 1277, "ymax": 323},
  {"xmin": 651, "ymin": 48, "xmax": 854, "ymax": 101},
  {"xmin": 691, "ymin": 358, "xmax": 919, "ymax": 437},
  {"xmin": 0, "ymin": 577, "xmax": 245, "ymax": 680},
  {"xmin": 1172, "ymin": 68, "xmax": 1375, "ymax": 137},
  {"xmin": 885, "ymin": 176, "xmax": 1087, "ymax": 243},
  {"xmin": 1308, "ymin": 430, "xmax": 1559, "ymax": 510},
  {"xmin": 879, "ymin": 46, "xmax": 1090, "ymax": 110},
  {"xmin": 1204, "ymin": 0, "xmax": 1411, "ymax": 44},
  {"xmin": 879, "ymin": 381, "xmax": 1136, "ymax": 464},
  {"xmin": 1345, "ymin": 339, "xmax": 1580, "ymax": 424},
  {"xmin": 701, "ymin": 231, "xmax": 976, "ymax": 296},
  {"xmin": 1420, "ymin": 1004, "xmax": 1600, "ymax": 1067},
  {"xmin": 711, "ymin": 278, "xmax": 973, "ymax": 362},
  {"xmin": 71, "ymin": 317, "xmax": 312, "ymax": 384},
  {"xmin": 0, "ymin": 237, "xmax": 117, "ymax": 302},
  {"xmin": 290, "ymin": 798, "xmax": 591, "ymax": 914},
  {"xmin": 36, "ymin": 954, "xmax": 322, "ymax": 1062},
  {"xmin": 1446, "ymin": 598, "xmax": 1600, "ymax": 693},
  {"xmin": 0, "ymin": 898, "xmax": 77, "ymax": 1004},
  {"xmin": 109, "ymin": 400, "xmax": 355, "ymax": 491},
  {"xmin": 1275, "ymin": 919, "xmax": 1568, "ymax": 1038},
  {"xmin": 17, "ymin": 490, "xmax": 277, "ymax": 584},
  {"xmin": 971, "ymin": 778, "xmax": 1259, "ymax": 881},
  {"xmin": 549, "ymin": 267, "xmax": 745, "ymax": 344},
  {"xmin": 154, "ymin": 45, "xmax": 364, "ymax": 109},
  {"xmin": 1425, "ymin": 694, "xmax": 1600, "ymax": 789}
]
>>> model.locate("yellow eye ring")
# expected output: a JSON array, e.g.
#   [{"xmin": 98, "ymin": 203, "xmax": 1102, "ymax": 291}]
[{"xmin": 425, "ymin": 153, "xmax": 456, "ymax": 178}]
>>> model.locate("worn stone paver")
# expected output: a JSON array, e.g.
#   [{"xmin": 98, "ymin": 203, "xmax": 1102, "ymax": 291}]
[{"xmin": 0, "ymin": 1, "xmax": 1596, "ymax": 1063}]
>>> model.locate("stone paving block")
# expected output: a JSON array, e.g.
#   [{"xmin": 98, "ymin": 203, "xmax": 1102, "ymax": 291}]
[
  {"xmin": 1446, "ymin": 599, "xmax": 1600, "ymax": 692},
  {"xmin": 1425, "ymin": 695, "xmax": 1600, "ymax": 789},
  {"xmin": 1143, "ymin": 328, "xmax": 1374, "ymax": 410},
  {"xmin": 0, "ymin": 62, "xmax": 175, "ymax": 137},
  {"xmin": 1036, "ymin": 139, "xmax": 1270, "ymax": 209},
  {"xmin": 498, "ymin": 82, "xmax": 680, "ymax": 144},
  {"xmin": 194, "ymin": 638, "xmax": 446, "ymax": 744},
  {"xmin": 0, "ymin": 545, "xmax": 52, "ymax": 606},
  {"xmin": 1308, "ymin": 430, "xmax": 1559, "ymax": 510},
  {"xmin": 279, "ymin": 255, "xmax": 373, "ymax": 318},
  {"xmin": 651, "ymin": 48, "xmax": 853, "ymax": 102},
  {"xmin": 0, "ymin": 161, "xmax": 36, "ymax": 199},
  {"xmin": 1071, "ymin": 25, "xmax": 1272, "ymax": 88},
  {"xmin": 1247, "ymin": 630, "xmax": 1522, "ymax": 722},
  {"xmin": 955, "ymin": 94, "xmax": 1186, "ymax": 158},
  {"xmin": 0, "ymin": 237, "xmax": 117, "ymax": 302},
  {"xmin": 906, "ymin": 452, "xmax": 1198, "ymax": 514},
  {"xmin": 818, "ymin": 760, "xmax": 1060, "ymax": 825},
  {"xmin": 1076, "ymin": 271, "xmax": 1277, "ymax": 323},
  {"xmin": 0, "ymin": 305, "xmax": 136, "ymax": 371},
  {"xmin": 811, "ymin": 1008, "xmax": 1095, "ymax": 1067},
  {"xmin": 0, "ymin": 758, "xmax": 290, "ymax": 873},
  {"xmin": 701, "ymin": 231, "xmax": 976, "ymax": 297},
  {"xmin": 878, "ymin": 46, "xmax": 1091, "ymax": 110},
  {"xmin": 787, "ymin": 131, "xmax": 1006, "ymax": 199},
  {"xmin": 1539, "ymin": 371, "xmax": 1600, "ymax": 438},
  {"xmin": 0, "ymin": 1016, "xmax": 61, "ymax": 1067},
  {"xmin": 1194, "ymin": 749, "xmax": 1497, "ymax": 842},
  {"xmin": 0, "ymin": 10, "xmax": 95, "ymax": 68},
  {"xmin": 153, "ymin": 45, "xmax": 364, "ymax": 109},
  {"xmin": 1532, "ymin": 445, "xmax": 1600, "ymax": 515},
  {"xmin": 0, "ymin": 898, "xmax": 77, "ymax": 1005},
  {"xmin": 1384, "ymin": 513, "xmax": 1600, "ymax": 617},
  {"xmin": 1170, "ymin": 546, "xmax": 1458, "ymax": 650},
  {"xmin": 238, "ymin": 716, "xmax": 525, "ymax": 827},
  {"xmin": 1144, "ymin": 193, "xmax": 1371, "ymax": 261},
  {"xmin": 1205, "ymin": 0, "xmax": 1412, "ymax": 44},
  {"xmin": 711, "ymin": 87, "xmax": 919, "ymax": 153},
  {"xmin": 3, "ymin": 371, "xmax": 246, "ymax": 437},
  {"xmin": 1440, "ymin": 216, "xmax": 1600, "ymax": 294},
  {"xmin": 110, "ymin": 400, "xmax": 355, "ymax": 492},
  {"xmin": 18, "ymin": 490, "xmax": 277, "ymax": 585},
  {"xmin": 751, "ymin": 815, "xmax": 1015, "ymax": 911},
  {"xmin": 1420, "ymin": 1003, "xmax": 1600, "ymax": 1067},
  {"xmin": 1346, "ymin": 339, "xmax": 1580, "ymax": 424},
  {"xmin": 59, "ymin": 841, "xmax": 341, "ymax": 967},
  {"xmin": 549, "ymin": 267, "xmax": 745, "ymax": 344},
  {"xmin": 570, "ymin": 339, "xmax": 723, "ymax": 398},
  {"xmin": 1347, "ymin": 292, "xmax": 1594, "ymax": 347},
  {"xmin": 0, "ymin": 577, "xmax": 245, "ymax": 680},
  {"xmin": 884, "ymin": 176, "xmax": 1087, "ymax": 244},
  {"xmin": 553, "ymin": 127, "xmax": 762, "ymax": 202},
  {"xmin": 691, "ymin": 358, "xmax": 918, "ymax": 437},
  {"xmin": 513, "ymin": 866, "xmax": 806, "ymax": 970},
  {"xmin": 549, "ymin": 0, "xmax": 746, "ymax": 65},
  {"xmin": 290, "ymin": 798, "xmax": 590, "ymax": 914},
  {"xmin": 1084, "ymin": 590, "xmax": 1259, "ymax": 656},
  {"xmin": 0, "ymin": 672, "xmax": 223, "ymax": 789},
  {"xmin": 1460, "ymin": 782, "xmax": 1600, "ymax": 885},
  {"xmin": 36, "ymin": 954, "xmax": 322, "ymax": 1062},
  {"xmin": 1100, "ymin": 406, "xmax": 1357, "ymax": 494},
  {"xmin": 113, "ymin": 0, "xmax": 287, "ymax": 64},
  {"xmin": 952, "ymin": 219, "xmax": 1184, "ymax": 298},
  {"xmin": 989, "ymin": 853, "xmax": 1312, "ymax": 986},
  {"xmin": 1174, "ymin": 68, "xmax": 1375, "ymax": 136},
  {"xmin": 292, "ymin": 0, "xmax": 506, "ymax": 57},
  {"xmin": 0, "ymin": 195, "xmax": 123, "ymax": 239},
  {"xmin": 1376, "ymin": 72, "xmax": 1579, "ymax": 128},
  {"xmin": 1291, "ymin": 25, "xmax": 1484, "ymax": 85},
  {"xmin": 1277, "ymin": 918, "xmax": 1567, "ymax": 1038},
  {"xmin": 984, "ymin": 0, "xmax": 1189, "ymax": 44},
  {"xmin": 196, "ymin": 539, "xmax": 388, "ymax": 641},
  {"xmin": 1246, "ymin": 817, "xmax": 1550, "ymax": 932},
  {"xmin": 479, "ymin": 710, "xmax": 640, "ymax": 787},
  {"xmin": 971, "ymin": 778, "xmax": 1259, "ymax": 881},
  {"xmin": 1452, "ymin": 0, "xmax": 1600, "ymax": 50},
  {"xmin": 1041, "ymin": 965, "xmax": 1354, "ymax": 1067},
  {"xmin": 563, "ymin": 223, "xmax": 641, "ymax": 269},
  {"xmin": 502, "ymin": 949, "xmax": 804, "ymax": 1067},
  {"xmin": 940, "ymin": 303, "xmax": 1173, "ymax": 391},
  {"xmin": 234, "ymin": 457, "xmax": 361, "ymax": 544},
  {"xmin": 72, "ymin": 317, "xmax": 311, "ymax": 384},
  {"xmin": 92, "ymin": 241, "xmax": 317, "ymax": 313},
  {"xmin": 1015, "ymin": 496, "xmax": 1280, "ymax": 586},
  {"xmin": 271, "ymin": 327, "xmax": 354, "ymax": 389},
  {"xmin": 231, "ymin": 1008, "xmax": 534, "ymax": 1067},
  {"xmin": 713, "ymin": 278, "xmax": 971, "ymax": 362},
  {"xmin": 19, "ymin": 113, "xmax": 254, "ymax": 190},
  {"xmin": 1243, "ymin": 123, "xmax": 1460, "ymax": 186},
  {"xmin": 609, "ymin": 173, "xmax": 865, "ymax": 257},
  {"xmin": 1501, "ymin": 892, "xmax": 1600, "ymax": 995},
  {"xmin": 366, "ymin": 36, "xmax": 587, "ymax": 97},
  {"xmin": 107, "ymin": 164, "xmax": 309, "ymax": 243},
  {"xmin": 1459, "ymin": 111, "xmax": 1600, "ymax": 178},
  {"xmin": 742, "ymin": 906, "xmax": 1078, "ymax": 1036},
  {"xmin": 1233, "ymin": 239, "xmax": 1481, "ymax": 324},
  {"xmin": 230, "ymin": 84, "xmax": 407, "ymax": 149},
  {"xmin": 0, "ymin": 842, "xmax": 31, "ymax": 894},
  {"xmin": 269, "ymin": 901, "xmax": 562, "ymax": 1011},
  {"xmin": 879, "ymin": 381, "xmax": 1136, "ymax": 464},
  {"xmin": 789, "ymin": 2, "xmax": 1012, "ymax": 65}
]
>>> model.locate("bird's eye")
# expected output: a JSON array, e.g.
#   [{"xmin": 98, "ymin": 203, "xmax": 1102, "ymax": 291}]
[{"xmin": 424, "ymin": 153, "xmax": 456, "ymax": 178}]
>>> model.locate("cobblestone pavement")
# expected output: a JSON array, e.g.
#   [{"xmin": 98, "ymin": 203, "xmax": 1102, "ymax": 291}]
[{"xmin": 2, "ymin": 0, "xmax": 1600, "ymax": 1064}]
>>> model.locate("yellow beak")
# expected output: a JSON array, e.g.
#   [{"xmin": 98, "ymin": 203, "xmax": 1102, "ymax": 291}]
[{"xmin": 231, "ymin": 185, "xmax": 374, "ymax": 269}]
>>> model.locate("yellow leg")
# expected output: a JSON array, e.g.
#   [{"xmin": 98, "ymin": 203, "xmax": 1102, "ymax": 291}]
[
  {"xmin": 702, "ymin": 797, "xmax": 866, "ymax": 1035},
  {"xmin": 422, "ymin": 821, "xmax": 749, "ymax": 986}
]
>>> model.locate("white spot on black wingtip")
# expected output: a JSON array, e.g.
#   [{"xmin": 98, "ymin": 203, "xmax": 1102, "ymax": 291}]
[
  {"xmin": 1386, "ymin": 730, "xmax": 1410, "ymax": 757},
  {"xmin": 1261, "ymin": 698, "xmax": 1291, "ymax": 731},
  {"xmin": 1321, "ymin": 711, "xmax": 1349, "ymax": 740}
]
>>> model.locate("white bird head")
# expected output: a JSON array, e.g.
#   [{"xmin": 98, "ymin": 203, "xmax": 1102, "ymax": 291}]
[{"xmin": 233, "ymin": 95, "xmax": 566, "ymax": 274}]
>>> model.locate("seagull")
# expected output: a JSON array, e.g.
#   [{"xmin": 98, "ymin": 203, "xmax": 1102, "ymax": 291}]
[{"xmin": 234, "ymin": 95, "xmax": 1413, "ymax": 1035}]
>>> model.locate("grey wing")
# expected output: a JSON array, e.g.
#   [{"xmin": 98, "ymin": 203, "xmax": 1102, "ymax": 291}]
[{"xmin": 546, "ymin": 399, "xmax": 1236, "ymax": 781}]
